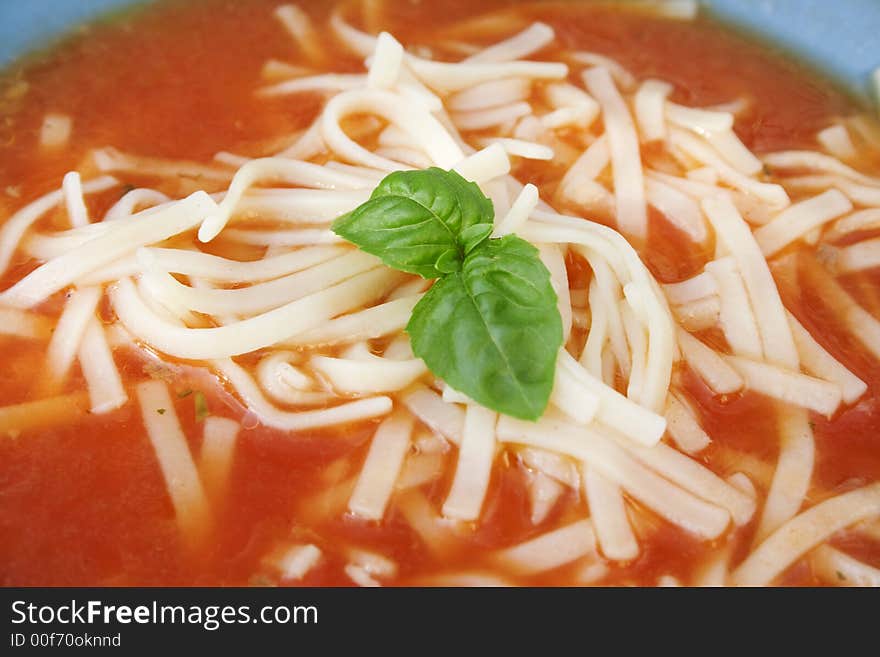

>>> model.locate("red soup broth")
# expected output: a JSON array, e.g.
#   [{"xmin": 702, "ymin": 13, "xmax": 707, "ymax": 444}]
[{"xmin": 0, "ymin": 0, "xmax": 878, "ymax": 586}]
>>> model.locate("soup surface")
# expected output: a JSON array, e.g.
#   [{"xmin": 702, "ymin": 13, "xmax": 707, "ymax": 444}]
[{"xmin": 1, "ymin": 0, "xmax": 879, "ymax": 587}]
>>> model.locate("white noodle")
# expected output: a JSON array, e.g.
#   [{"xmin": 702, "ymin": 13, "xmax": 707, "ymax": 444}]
[
  {"xmin": 727, "ymin": 472, "xmax": 757, "ymax": 499},
  {"xmin": 705, "ymin": 130, "xmax": 763, "ymax": 176},
  {"xmin": 785, "ymin": 175, "xmax": 880, "ymax": 206},
  {"xmin": 401, "ymin": 384, "xmax": 465, "ymax": 446},
  {"xmin": 823, "ymin": 208, "xmax": 880, "ymax": 242},
  {"xmin": 373, "ymin": 146, "xmax": 431, "ymax": 169},
  {"xmin": 558, "ymin": 350, "xmax": 664, "ymax": 446},
  {"xmin": 543, "ymin": 82, "xmax": 599, "ymax": 121},
  {"xmin": 493, "ymin": 183, "xmax": 538, "ymax": 237},
  {"xmin": 220, "ymin": 228, "xmax": 343, "ymax": 246},
  {"xmin": 624, "ymin": 440, "xmax": 756, "ymax": 526},
  {"xmin": 464, "ymin": 22, "xmax": 555, "ymax": 63},
  {"xmin": 140, "ymin": 249, "xmax": 382, "ymax": 316},
  {"xmin": 663, "ymin": 272, "xmax": 717, "ymax": 305},
  {"xmin": 92, "ymin": 147, "xmax": 233, "ymax": 183},
  {"xmin": 284, "ymin": 295, "xmax": 420, "ymax": 347},
  {"xmin": 525, "ymin": 213, "xmax": 675, "ymax": 413},
  {"xmin": 0, "ymin": 307, "xmax": 52, "ymax": 340},
  {"xmin": 665, "ymin": 393, "xmax": 711, "ymax": 455},
  {"xmin": 61, "ymin": 172, "xmax": 89, "ymax": 228},
  {"xmin": 537, "ymin": 243, "xmax": 572, "ymax": 342},
  {"xmin": 46, "ymin": 286, "xmax": 102, "ymax": 383},
  {"xmin": 620, "ymin": 301, "xmax": 648, "ymax": 404},
  {"xmin": 323, "ymin": 161, "xmax": 387, "ymax": 182},
  {"xmin": 328, "ymin": 8, "xmax": 376, "ymax": 57},
  {"xmin": 274, "ymin": 4, "xmax": 323, "ymax": 64},
  {"xmin": 198, "ymin": 158, "xmax": 371, "ymax": 242},
  {"xmin": 483, "ymin": 137, "xmax": 553, "ymax": 161},
  {"xmin": 143, "ymin": 245, "xmax": 344, "ymax": 283},
  {"xmin": 234, "ymin": 188, "xmax": 371, "ymax": 224},
  {"xmin": 677, "ymin": 328, "xmax": 744, "ymax": 395},
  {"xmin": 693, "ymin": 545, "xmax": 732, "ymax": 586},
  {"xmin": 836, "ymin": 237, "xmax": 880, "ymax": 273},
  {"xmin": 667, "ymin": 102, "xmax": 734, "ymax": 134},
  {"xmin": 40, "ymin": 113, "xmax": 72, "ymax": 149},
  {"xmin": 497, "ymin": 414, "xmax": 730, "ymax": 538},
  {"xmin": 687, "ymin": 167, "xmax": 719, "ymax": 185},
  {"xmin": 24, "ymin": 222, "xmax": 114, "ymax": 261},
  {"xmin": 396, "ymin": 490, "xmax": 459, "ymax": 557},
  {"xmin": 406, "ymin": 55, "xmax": 567, "ymax": 94},
  {"xmin": 378, "ymin": 125, "xmax": 419, "ymax": 150},
  {"xmin": 584, "ymin": 466, "xmax": 639, "ymax": 561},
  {"xmin": 367, "ymin": 32, "xmax": 404, "ymax": 89},
  {"xmin": 2, "ymin": 192, "xmax": 217, "ymax": 309},
  {"xmin": 527, "ymin": 470, "xmax": 565, "ymax": 525},
  {"xmin": 260, "ymin": 59, "xmax": 312, "ymax": 81},
  {"xmin": 704, "ymin": 256, "xmax": 763, "ymax": 360},
  {"xmin": 215, "ymin": 358, "xmax": 391, "ymax": 431},
  {"xmin": 583, "ymin": 67, "xmax": 647, "ymax": 239},
  {"xmin": 111, "ymin": 268, "xmax": 400, "ymax": 359},
  {"xmin": 349, "ymin": 411, "xmax": 414, "ymax": 520},
  {"xmin": 447, "ymin": 78, "xmax": 531, "ymax": 112},
  {"xmin": 78, "ymin": 318, "xmax": 127, "ymax": 414},
  {"xmin": 569, "ymin": 52, "xmax": 636, "ymax": 90},
  {"xmin": 494, "ymin": 519, "xmax": 597, "ymax": 575},
  {"xmin": 453, "ymin": 101, "xmax": 532, "ymax": 131},
  {"xmin": 255, "ymin": 351, "xmax": 331, "ymax": 406},
  {"xmin": 754, "ymin": 190, "xmax": 852, "ymax": 257},
  {"xmin": 763, "ymin": 150, "xmax": 880, "ymax": 187},
  {"xmin": 672, "ymin": 130, "xmax": 790, "ymax": 208},
  {"xmin": 634, "ymin": 0, "xmax": 699, "ymax": 20},
  {"xmin": 395, "ymin": 66, "xmax": 445, "ymax": 112},
  {"xmin": 214, "ymin": 151, "xmax": 252, "ymax": 168},
  {"xmin": 753, "ymin": 405, "xmax": 814, "ymax": 544},
  {"xmin": 320, "ymin": 89, "xmax": 465, "ymax": 171},
  {"xmin": 105, "ymin": 188, "xmax": 170, "ymax": 221},
  {"xmin": 647, "ymin": 169, "xmax": 721, "ymax": 200},
  {"xmin": 136, "ymin": 380, "xmax": 210, "ymax": 548},
  {"xmin": 310, "ymin": 346, "xmax": 427, "ymax": 394},
  {"xmin": 517, "ymin": 450, "xmax": 578, "ymax": 493},
  {"xmin": 702, "ymin": 197, "xmax": 799, "ymax": 368},
  {"xmin": 817, "ymin": 124, "xmax": 857, "ymax": 160},
  {"xmin": 199, "ymin": 416, "xmax": 239, "ymax": 502},
  {"xmin": 731, "ymin": 483, "xmax": 880, "ymax": 586},
  {"xmin": 0, "ymin": 175, "xmax": 117, "ymax": 277},
  {"xmin": 787, "ymin": 311, "xmax": 867, "ymax": 404},
  {"xmin": 645, "ymin": 177, "xmax": 707, "ymax": 242},
  {"xmin": 726, "ymin": 355, "xmax": 842, "ymax": 417},
  {"xmin": 672, "ymin": 295, "xmax": 720, "ymax": 331},
  {"xmin": 397, "ymin": 450, "xmax": 445, "ymax": 490},
  {"xmin": 811, "ymin": 545, "xmax": 880, "ymax": 587},
  {"xmin": 346, "ymin": 547, "xmax": 398, "ymax": 581},
  {"xmin": 556, "ymin": 136, "xmax": 609, "ymax": 204},
  {"xmin": 634, "ymin": 79, "xmax": 672, "ymax": 142},
  {"xmin": 452, "ymin": 143, "xmax": 511, "ymax": 184},
  {"xmin": 579, "ymin": 281, "xmax": 607, "ymax": 376},
  {"xmin": 803, "ymin": 255, "xmax": 880, "ymax": 360},
  {"xmin": 274, "ymin": 544, "xmax": 322, "ymax": 581},
  {"xmin": 541, "ymin": 106, "xmax": 597, "ymax": 130},
  {"xmin": 442, "ymin": 405, "xmax": 497, "ymax": 521}
]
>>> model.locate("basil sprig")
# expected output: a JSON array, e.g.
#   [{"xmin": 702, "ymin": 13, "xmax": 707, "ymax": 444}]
[{"xmin": 333, "ymin": 168, "xmax": 562, "ymax": 421}]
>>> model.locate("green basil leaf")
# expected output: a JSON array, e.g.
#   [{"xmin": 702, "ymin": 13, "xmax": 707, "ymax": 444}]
[
  {"xmin": 331, "ymin": 168, "xmax": 493, "ymax": 279},
  {"xmin": 406, "ymin": 235, "xmax": 563, "ymax": 420},
  {"xmin": 435, "ymin": 249, "xmax": 462, "ymax": 274},
  {"xmin": 459, "ymin": 223, "xmax": 493, "ymax": 255}
]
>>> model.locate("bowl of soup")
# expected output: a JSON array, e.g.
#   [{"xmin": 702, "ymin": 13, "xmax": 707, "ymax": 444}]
[{"xmin": 1, "ymin": 0, "xmax": 879, "ymax": 587}]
